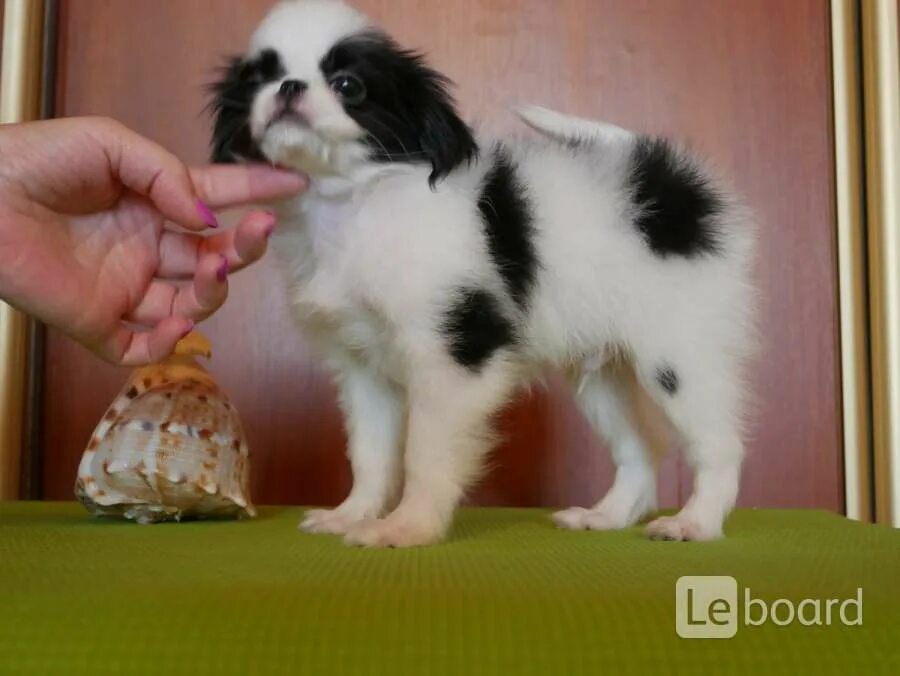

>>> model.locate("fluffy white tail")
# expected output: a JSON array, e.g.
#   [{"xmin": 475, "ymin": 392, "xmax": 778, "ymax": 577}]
[{"xmin": 515, "ymin": 104, "xmax": 633, "ymax": 145}]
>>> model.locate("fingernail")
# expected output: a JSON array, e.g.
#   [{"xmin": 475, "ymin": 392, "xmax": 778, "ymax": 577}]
[
  {"xmin": 217, "ymin": 256, "xmax": 229, "ymax": 283},
  {"xmin": 263, "ymin": 211, "xmax": 276, "ymax": 238},
  {"xmin": 181, "ymin": 321, "xmax": 195, "ymax": 338},
  {"xmin": 196, "ymin": 199, "xmax": 219, "ymax": 229}
]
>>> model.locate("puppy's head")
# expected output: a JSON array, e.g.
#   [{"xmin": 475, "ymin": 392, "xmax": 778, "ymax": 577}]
[{"xmin": 209, "ymin": 0, "xmax": 477, "ymax": 185}]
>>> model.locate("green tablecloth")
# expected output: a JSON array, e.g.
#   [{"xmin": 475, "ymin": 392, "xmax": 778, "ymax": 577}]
[{"xmin": 1, "ymin": 502, "xmax": 898, "ymax": 674}]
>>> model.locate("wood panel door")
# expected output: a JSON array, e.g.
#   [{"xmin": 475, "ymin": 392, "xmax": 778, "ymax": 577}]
[{"xmin": 42, "ymin": 0, "xmax": 842, "ymax": 512}]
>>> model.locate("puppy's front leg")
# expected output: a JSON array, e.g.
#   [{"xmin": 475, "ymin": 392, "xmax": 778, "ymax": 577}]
[
  {"xmin": 300, "ymin": 366, "xmax": 403, "ymax": 535},
  {"xmin": 345, "ymin": 359, "xmax": 515, "ymax": 548}
]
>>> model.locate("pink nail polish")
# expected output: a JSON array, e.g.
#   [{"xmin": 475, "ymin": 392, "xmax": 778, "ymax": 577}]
[
  {"xmin": 217, "ymin": 256, "xmax": 229, "ymax": 283},
  {"xmin": 263, "ymin": 211, "xmax": 277, "ymax": 239},
  {"xmin": 196, "ymin": 199, "xmax": 219, "ymax": 229},
  {"xmin": 181, "ymin": 321, "xmax": 195, "ymax": 338}
]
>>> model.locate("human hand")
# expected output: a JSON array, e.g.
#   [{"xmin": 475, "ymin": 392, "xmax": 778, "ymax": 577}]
[{"xmin": 0, "ymin": 117, "xmax": 306, "ymax": 365}]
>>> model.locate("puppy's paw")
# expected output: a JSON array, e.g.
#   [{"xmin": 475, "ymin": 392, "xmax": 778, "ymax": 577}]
[
  {"xmin": 299, "ymin": 507, "xmax": 371, "ymax": 535},
  {"xmin": 343, "ymin": 515, "xmax": 445, "ymax": 548},
  {"xmin": 551, "ymin": 507, "xmax": 590, "ymax": 530},
  {"xmin": 552, "ymin": 506, "xmax": 636, "ymax": 531},
  {"xmin": 645, "ymin": 514, "xmax": 722, "ymax": 542}
]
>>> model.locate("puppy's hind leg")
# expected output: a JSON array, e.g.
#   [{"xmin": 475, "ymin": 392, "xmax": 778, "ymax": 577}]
[
  {"xmin": 553, "ymin": 361, "xmax": 661, "ymax": 531},
  {"xmin": 642, "ymin": 354, "xmax": 746, "ymax": 541}
]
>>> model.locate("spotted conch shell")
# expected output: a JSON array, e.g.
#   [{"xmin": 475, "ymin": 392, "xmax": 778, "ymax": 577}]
[{"xmin": 75, "ymin": 332, "xmax": 255, "ymax": 523}]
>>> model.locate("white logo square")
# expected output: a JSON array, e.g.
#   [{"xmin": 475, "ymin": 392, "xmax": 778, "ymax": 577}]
[{"xmin": 675, "ymin": 575, "xmax": 738, "ymax": 639}]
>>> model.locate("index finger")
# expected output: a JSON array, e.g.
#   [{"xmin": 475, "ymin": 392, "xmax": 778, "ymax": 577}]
[
  {"xmin": 189, "ymin": 164, "xmax": 308, "ymax": 209},
  {"xmin": 88, "ymin": 118, "xmax": 211, "ymax": 232}
]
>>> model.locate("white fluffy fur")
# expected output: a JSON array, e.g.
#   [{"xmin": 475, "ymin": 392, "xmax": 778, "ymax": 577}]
[{"xmin": 246, "ymin": 0, "xmax": 756, "ymax": 546}]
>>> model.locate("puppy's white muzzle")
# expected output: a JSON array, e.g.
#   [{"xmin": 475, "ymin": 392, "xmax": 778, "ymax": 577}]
[{"xmin": 260, "ymin": 121, "xmax": 338, "ymax": 175}]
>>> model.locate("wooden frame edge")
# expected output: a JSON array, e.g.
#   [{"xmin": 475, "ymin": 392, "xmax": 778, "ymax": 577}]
[
  {"xmin": 861, "ymin": 0, "xmax": 900, "ymax": 526},
  {"xmin": 833, "ymin": 0, "xmax": 874, "ymax": 522},
  {"xmin": 0, "ymin": 0, "xmax": 46, "ymax": 500}
]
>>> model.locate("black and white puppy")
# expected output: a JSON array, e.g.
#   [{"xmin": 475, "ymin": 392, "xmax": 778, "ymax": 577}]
[{"xmin": 210, "ymin": 0, "xmax": 756, "ymax": 547}]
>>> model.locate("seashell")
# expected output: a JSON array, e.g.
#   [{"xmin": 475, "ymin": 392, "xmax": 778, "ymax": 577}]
[{"xmin": 75, "ymin": 332, "xmax": 255, "ymax": 523}]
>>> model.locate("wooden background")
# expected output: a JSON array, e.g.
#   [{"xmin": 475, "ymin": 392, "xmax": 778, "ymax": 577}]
[{"xmin": 41, "ymin": 0, "xmax": 842, "ymax": 512}]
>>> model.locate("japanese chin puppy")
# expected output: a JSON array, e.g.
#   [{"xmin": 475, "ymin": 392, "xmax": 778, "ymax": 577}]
[{"xmin": 209, "ymin": 0, "xmax": 756, "ymax": 547}]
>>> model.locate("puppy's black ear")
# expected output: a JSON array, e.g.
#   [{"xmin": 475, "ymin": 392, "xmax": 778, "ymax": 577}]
[
  {"xmin": 207, "ymin": 56, "xmax": 264, "ymax": 164},
  {"xmin": 321, "ymin": 32, "xmax": 477, "ymax": 185},
  {"xmin": 414, "ymin": 72, "xmax": 479, "ymax": 187}
]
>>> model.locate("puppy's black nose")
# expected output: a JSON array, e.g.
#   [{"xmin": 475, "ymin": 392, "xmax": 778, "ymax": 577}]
[{"xmin": 278, "ymin": 79, "xmax": 307, "ymax": 102}]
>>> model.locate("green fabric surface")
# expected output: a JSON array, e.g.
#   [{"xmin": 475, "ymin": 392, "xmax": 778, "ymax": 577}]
[{"xmin": 1, "ymin": 503, "xmax": 898, "ymax": 675}]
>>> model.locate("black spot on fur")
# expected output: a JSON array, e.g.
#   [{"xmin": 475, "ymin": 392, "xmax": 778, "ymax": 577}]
[
  {"xmin": 125, "ymin": 387, "xmax": 138, "ymax": 399},
  {"xmin": 478, "ymin": 145, "xmax": 538, "ymax": 309},
  {"xmin": 442, "ymin": 288, "xmax": 514, "ymax": 371},
  {"xmin": 319, "ymin": 31, "xmax": 478, "ymax": 186},
  {"xmin": 208, "ymin": 48, "xmax": 285, "ymax": 163},
  {"xmin": 629, "ymin": 137, "xmax": 722, "ymax": 257},
  {"xmin": 656, "ymin": 366, "xmax": 679, "ymax": 395}
]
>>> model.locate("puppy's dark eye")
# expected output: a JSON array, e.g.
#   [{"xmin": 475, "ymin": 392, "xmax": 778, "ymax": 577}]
[{"xmin": 328, "ymin": 72, "xmax": 366, "ymax": 105}]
